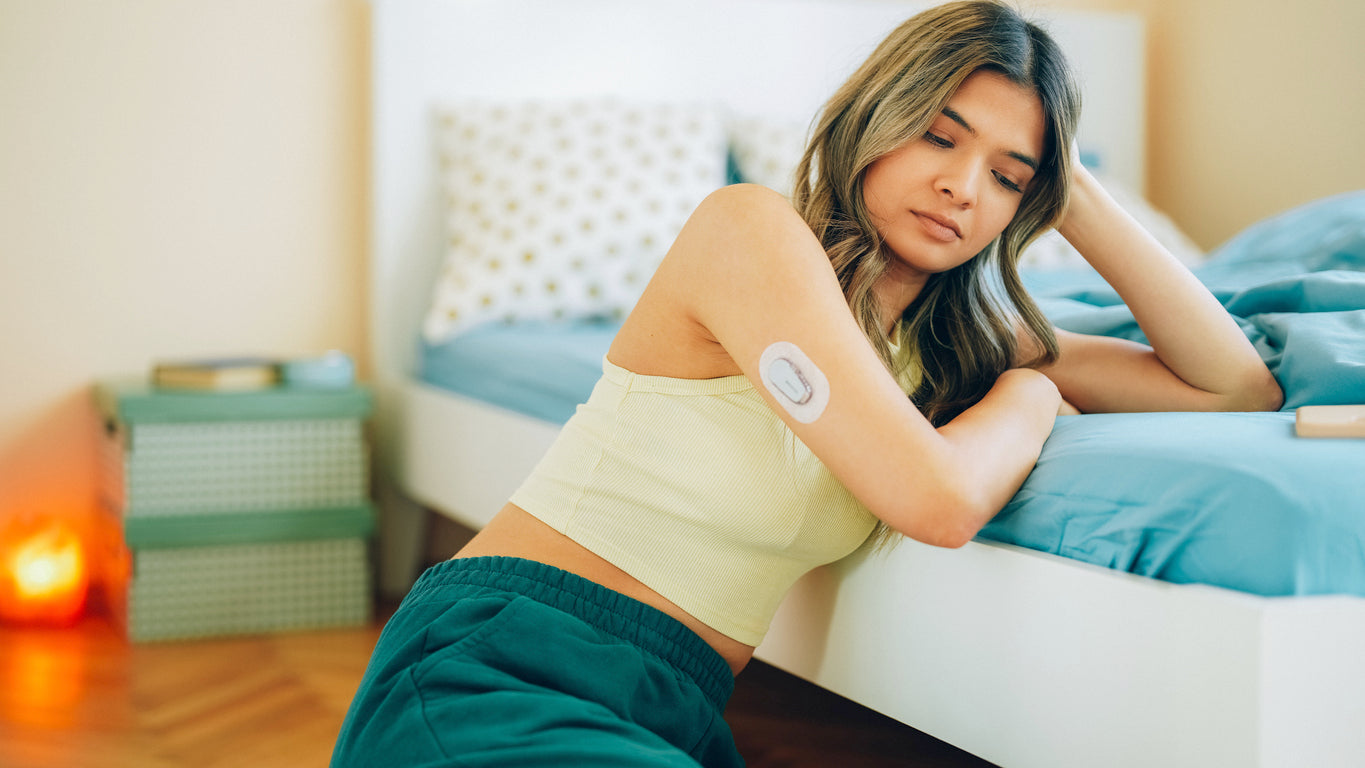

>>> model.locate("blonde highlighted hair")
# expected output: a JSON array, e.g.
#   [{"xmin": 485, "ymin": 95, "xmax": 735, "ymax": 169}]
[{"xmin": 793, "ymin": 0, "xmax": 1081, "ymax": 425}]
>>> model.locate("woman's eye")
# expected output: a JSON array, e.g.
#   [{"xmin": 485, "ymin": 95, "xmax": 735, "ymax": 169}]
[
  {"xmin": 993, "ymin": 171, "xmax": 1023, "ymax": 193},
  {"xmin": 924, "ymin": 132, "xmax": 953, "ymax": 148}
]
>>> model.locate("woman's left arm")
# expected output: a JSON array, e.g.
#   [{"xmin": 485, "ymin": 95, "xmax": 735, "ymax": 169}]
[{"xmin": 1035, "ymin": 166, "xmax": 1283, "ymax": 413}]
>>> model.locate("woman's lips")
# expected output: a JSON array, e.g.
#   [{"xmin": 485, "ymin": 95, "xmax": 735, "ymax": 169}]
[{"xmin": 914, "ymin": 211, "xmax": 961, "ymax": 242}]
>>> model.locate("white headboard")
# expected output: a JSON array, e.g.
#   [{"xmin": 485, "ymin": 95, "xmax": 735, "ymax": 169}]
[{"xmin": 369, "ymin": 0, "xmax": 1144, "ymax": 385}]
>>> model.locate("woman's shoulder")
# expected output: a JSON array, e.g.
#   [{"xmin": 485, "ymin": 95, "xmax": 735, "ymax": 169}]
[
  {"xmin": 694, "ymin": 182, "xmax": 803, "ymax": 226},
  {"xmin": 707, "ymin": 181, "xmax": 792, "ymax": 205},
  {"xmin": 676, "ymin": 184, "xmax": 826, "ymax": 272},
  {"xmin": 608, "ymin": 184, "xmax": 833, "ymax": 378}
]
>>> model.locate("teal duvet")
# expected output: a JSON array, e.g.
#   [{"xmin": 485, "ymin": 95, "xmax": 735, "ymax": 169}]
[{"xmin": 987, "ymin": 191, "xmax": 1365, "ymax": 595}]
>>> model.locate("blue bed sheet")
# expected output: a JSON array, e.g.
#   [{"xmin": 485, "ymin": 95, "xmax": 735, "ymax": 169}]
[
  {"xmin": 981, "ymin": 411, "xmax": 1365, "ymax": 596},
  {"xmin": 420, "ymin": 317, "xmax": 615, "ymax": 424},
  {"xmin": 420, "ymin": 191, "xmax": 1365, "ymax": 597}
]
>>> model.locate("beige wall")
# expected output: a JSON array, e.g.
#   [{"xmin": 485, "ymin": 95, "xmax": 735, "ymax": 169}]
[
  {"xmin": 0, "ymin": 0, "xmax": 368, "ymax": 524},
  {"xmin": 1039, "ymin": 0, "xmax": 1365, "ymax": 248},
  {"xmin": 0, "ymin": 0, "xmax": 1360, "ymax": 533}
]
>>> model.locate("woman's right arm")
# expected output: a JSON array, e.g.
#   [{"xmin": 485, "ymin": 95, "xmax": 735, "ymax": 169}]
[{"xmin": 652, "ymin": 185, "xmax": 1059, "ymax": 547}]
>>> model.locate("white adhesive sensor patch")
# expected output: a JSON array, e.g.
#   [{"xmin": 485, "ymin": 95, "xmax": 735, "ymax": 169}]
[{"xmin": 759, "ymin": 342, "xmax": 829, "ymax": 423}]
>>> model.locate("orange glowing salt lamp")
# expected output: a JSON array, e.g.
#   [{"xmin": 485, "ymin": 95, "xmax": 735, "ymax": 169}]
[{"xmin": 0, "ymin": 515, "xmax": 90, "ymax": 625}]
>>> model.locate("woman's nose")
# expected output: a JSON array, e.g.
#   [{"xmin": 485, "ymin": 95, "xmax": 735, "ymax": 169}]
[{"xmin": 937, "ymin": 163, "xmax": 979, "ymax": 208}]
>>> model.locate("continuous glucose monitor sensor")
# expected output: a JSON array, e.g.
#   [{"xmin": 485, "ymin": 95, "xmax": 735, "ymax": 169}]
[
  {"xmin": 759, "ymin": 341, "xmax": 829, "ymax": 423},
  {"xmin": 768, "ymin": 358, "xmax": 812, "ymax": 404}
]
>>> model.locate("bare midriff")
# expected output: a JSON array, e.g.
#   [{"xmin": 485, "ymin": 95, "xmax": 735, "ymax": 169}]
[{"xmin": 453, "ymin": 503, "xmax": 754, "ymax": 676}]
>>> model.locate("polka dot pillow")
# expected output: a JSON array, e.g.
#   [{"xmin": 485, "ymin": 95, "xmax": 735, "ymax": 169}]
[
  {"xmin": 423, "ymin": 100, "xmax": 729, "ymax": 343},
  {"xmin": 727, "ymin": 117, "xmax": 810, "ymax": 198}
]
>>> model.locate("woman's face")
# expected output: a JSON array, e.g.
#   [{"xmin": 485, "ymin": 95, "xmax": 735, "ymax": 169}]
[{"xmin": 863, "ymin": 70, "xmax": 1046, "ymax": 280}]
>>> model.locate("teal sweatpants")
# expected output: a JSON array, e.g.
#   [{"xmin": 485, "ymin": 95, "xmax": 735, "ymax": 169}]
[{"xmin": 331, "ymin": 556, "xmax": 744, "ymax": 767}]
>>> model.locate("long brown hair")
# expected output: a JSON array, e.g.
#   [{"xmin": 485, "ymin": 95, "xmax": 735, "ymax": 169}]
[{"xmin": 792, "ymin": 0, "xmax": 1081, "ymax": 425}]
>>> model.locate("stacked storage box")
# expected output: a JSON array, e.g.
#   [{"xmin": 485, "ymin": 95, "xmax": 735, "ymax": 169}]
[{"xmin": 95, "ymin": 381, "xmax": 375, "ymax": 641}]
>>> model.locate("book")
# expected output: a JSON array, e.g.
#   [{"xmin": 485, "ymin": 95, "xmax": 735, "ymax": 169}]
[{"xmin": 151, "ymin": 356, "xmax": 280, "ymax": 391}]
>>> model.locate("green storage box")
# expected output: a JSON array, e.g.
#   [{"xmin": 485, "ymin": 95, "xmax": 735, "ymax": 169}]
[
  {"xmin": 96, "ymin": 382, "xmax": 372, "ymax": 517},
  {"xmin": 94, "ymin": 380, "xmax": 377, "ymax": 641},
  {"xmin": 122, "ymin": 505, "xmax": 374, "ymax": 642}
]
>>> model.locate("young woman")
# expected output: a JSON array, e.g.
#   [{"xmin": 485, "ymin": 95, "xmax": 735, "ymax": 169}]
[{"xmin": 333, "ymin": 2, "xmax": 1281, "ymax": 765}]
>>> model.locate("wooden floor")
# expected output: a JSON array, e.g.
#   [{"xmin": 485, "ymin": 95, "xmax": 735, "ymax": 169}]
[{"xmin": 0, "ymin": 603, "xmax": 995, "ymax": 768}]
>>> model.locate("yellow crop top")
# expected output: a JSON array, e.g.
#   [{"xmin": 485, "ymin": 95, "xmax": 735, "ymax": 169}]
[{"xmin": 509, "ymin": 357, "xmax": 881, "ymax": 646}]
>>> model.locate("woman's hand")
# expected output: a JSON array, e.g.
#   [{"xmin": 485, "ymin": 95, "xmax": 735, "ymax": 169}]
[{"xmin": 929, "ymin": 367, "xmax": 1060, "ymax": 541}]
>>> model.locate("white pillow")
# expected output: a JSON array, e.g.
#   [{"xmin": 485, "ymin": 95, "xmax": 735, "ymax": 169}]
[
  {"xmin": 1019, "ymin": 176, "xmax": 1205, "ymax": 269},
  {"xmin": 423, "ymin": 100, "xmax": 728, "ymax": 343},
  {"xmin": 728, "ymin": 116, "xmax": 810, "ymax": 198}
]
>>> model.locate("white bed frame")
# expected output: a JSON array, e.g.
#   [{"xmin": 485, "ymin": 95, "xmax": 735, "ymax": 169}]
[{"xmin": 367, "ymin": 2, "xmax": 1365, "ymax": 766}]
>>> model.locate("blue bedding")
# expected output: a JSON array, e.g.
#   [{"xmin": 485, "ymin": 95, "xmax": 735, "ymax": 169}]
[
  {"xmin": 420, "ymin": 316, "xmax": 615, "ymax": 424},
  {"xmin": 420, "ymin": 191, "xmax": 1365, "ymax": 597}
]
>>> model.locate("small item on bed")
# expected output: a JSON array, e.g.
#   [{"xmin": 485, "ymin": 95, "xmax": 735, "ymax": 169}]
[{"xmin": 1296, "ymin": 404, "xmax": 1365, "ymax": 438}]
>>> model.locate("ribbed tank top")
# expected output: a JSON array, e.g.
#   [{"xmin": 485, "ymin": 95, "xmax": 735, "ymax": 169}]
[{"xmin": 509, "ymin": 357, "xmax": 880, "ymax": 645}]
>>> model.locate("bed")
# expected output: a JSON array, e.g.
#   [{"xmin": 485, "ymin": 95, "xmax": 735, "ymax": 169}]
[{"xmin": 366, "ymin": 1, "xmax": 1365, "ymax": 766}]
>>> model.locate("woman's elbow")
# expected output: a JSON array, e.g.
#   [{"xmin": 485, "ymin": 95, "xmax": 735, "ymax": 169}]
[
  {"xmin": 924, "ymin": 525, "xmax": 979, "ymax": 550},
  {"xmin": 1223, "ymin": 370, "xmax": 1284, "ymax": 412},
  {"xmin": 912, "ymin": 513, "xmax": 986, "ymax": 549},
  {"xmin": 885, "ymin": 489, "xmax": 993, "ymax": 549},
  {"xmin": 1254, "ymin": 380, "xmax": 1286, "ymax": 412},
  {"xmin": 1257, "ymin": 374, "xmax": 1286, "ymax": 412}
]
